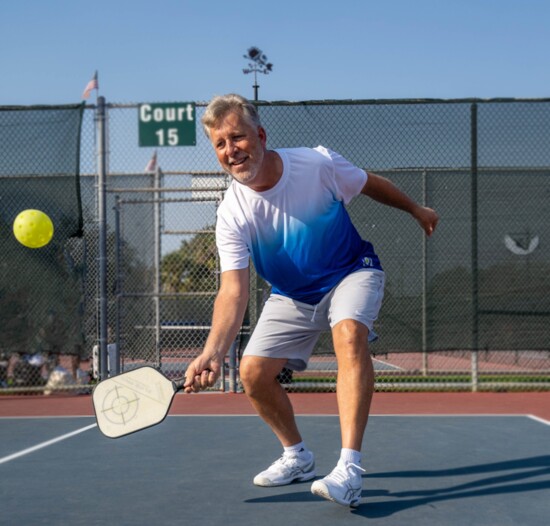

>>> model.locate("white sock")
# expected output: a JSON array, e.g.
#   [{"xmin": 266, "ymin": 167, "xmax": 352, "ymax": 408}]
[
  {"xmin": 340, "ymin": 448, "xmax": 361, "ymax": 465},
  {"xmin": 284, "ymin": 441, "xmax": 309, "ymax": 457}
]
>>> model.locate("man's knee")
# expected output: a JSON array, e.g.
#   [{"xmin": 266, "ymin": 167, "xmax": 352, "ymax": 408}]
[
  {"xmin": 333, "ymin": 319, "xmax": 369, "ymax": 346},
  {"xmin": 239, "ymin": 358, "xmax": 259, "ymax": 389},
  {"xmin": 332, "ymin": 320, "xmax": 371, "ymax": 364},
  {"xmin": 239, "ymin": 356, "xmax": 285, "ymax": 394}
]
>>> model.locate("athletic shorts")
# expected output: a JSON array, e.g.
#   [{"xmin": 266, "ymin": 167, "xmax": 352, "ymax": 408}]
[{"xmin": 242, "ymin": 269, "xmax": 385, "ymax": 371}]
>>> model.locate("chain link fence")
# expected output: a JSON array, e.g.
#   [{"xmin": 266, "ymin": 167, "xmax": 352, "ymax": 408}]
[
  {"xmin": 0, "ymin": 104, "xmax": 87, "ymax": 393},
  {"xmin": 259, "ymin": 100, "xmax": 550, "ymax": 391},
  {"xmin": 1, "ymin": 98, "xmax": 549, "ymax": 393}
]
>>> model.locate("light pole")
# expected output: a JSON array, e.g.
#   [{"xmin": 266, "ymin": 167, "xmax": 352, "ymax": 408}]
[
  {"xmin": 242, "ymin": 46, "xmax": 273, "ymax": 378},
  {"xmin": 242, "ymin": 46, "xmax": 273, "ymax": 101}
]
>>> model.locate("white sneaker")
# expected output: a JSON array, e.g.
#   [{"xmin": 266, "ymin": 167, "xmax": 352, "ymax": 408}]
[
  {"xmin": 253, "ymin": 451, "xmax": 316, "ymax": 487},
  {"xmin": 311, "ymin": 460, "xmax": 365, "ymax": 507}
]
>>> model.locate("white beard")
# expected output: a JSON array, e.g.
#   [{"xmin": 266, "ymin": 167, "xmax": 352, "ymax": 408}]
[{"xmin": 227, "ymin": 149, "xmax": 264, "ymax": 187}]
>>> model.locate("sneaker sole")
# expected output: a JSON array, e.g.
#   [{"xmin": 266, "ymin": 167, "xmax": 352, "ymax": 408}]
[
  {"xmin": 311, "ymin": 481, "xmax": 360, "ymax": 508},
  {"xmin": 253, "ymin": 470, "xmax": 316, "ymax": 487}
]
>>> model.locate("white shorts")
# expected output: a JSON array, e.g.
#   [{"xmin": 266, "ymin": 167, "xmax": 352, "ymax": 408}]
[{"xmin": 242, "ymin": 269, "xmax": 385, "ymax": 371}]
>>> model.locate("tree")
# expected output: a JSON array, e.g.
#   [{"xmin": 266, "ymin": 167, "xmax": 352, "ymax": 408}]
[{"xmin": 161, "ymin": 229, "xmax": 218, "ymax": 293}]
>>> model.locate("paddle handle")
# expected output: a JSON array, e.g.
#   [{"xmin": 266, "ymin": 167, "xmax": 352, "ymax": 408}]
[{"xmin": 172, "ymin": 368, "xmax": 213, "ymax": 392}]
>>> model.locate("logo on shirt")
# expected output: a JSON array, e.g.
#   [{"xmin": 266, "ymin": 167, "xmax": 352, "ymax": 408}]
[{"xmin": 362, "ymin": 257, "xmax": 373, "ymax": 268}]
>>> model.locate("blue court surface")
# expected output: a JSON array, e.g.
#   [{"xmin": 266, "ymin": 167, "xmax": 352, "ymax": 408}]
[{"xmin": 1, "ymin": 415, "xmax": 549, "ymax": 525}]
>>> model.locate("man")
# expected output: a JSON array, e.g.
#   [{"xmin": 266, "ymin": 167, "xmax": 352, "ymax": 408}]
[{"xmin": 184, "ymin": 94, "xmax": 439, "ymax": 507}]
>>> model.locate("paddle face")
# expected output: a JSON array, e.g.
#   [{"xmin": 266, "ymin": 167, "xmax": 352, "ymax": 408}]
[{"xmin": 93, "ymin": 366, "xmax": 178, "ymax": 438}]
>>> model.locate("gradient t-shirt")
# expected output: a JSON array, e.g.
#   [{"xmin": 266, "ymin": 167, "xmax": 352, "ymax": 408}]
[{"xmin": 216, "ymin": 146, "xmax": 382, "ymax": 304}]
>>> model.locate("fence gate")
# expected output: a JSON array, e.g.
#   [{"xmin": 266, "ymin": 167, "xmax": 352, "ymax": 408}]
[{"xmin": 111, "ymin": 175, "xmax": 240, "ymax": 391}]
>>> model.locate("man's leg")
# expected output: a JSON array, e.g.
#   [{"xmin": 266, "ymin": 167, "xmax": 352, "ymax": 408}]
[
  {"xmin": 240, "ymin": 355, "xmax": 315, "ymax": 487},
  {"xmin": 326, "ymin": 269, "xmax": 384, "ymax": 453},
  {"xmin": 239, "ymin": 355, "xmax": 302, "ymax": 446},
  {"xmin": 310, "ymin": 318, "xmax": 373, "ymax": 506},
  {"xmin": 332, "ymin": 319, "xmax": 374, "ymax": 450}
]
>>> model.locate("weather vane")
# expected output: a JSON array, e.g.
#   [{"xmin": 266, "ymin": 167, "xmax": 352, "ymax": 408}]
[{"xmin": 243, "ymin": 47, "xmax": 273, "ymax": 101}]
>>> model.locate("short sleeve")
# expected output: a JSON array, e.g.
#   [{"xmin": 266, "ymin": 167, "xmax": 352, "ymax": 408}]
[
  {"xmin": 216, "ymin": 206, "xmax": 250, "ymax": 272},
  {"xmin": 314, "ymin": 146, "xmax": 367, "ymax": 204}
]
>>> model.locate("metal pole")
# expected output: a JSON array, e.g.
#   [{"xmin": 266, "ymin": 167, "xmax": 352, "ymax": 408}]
[
  {"xmin": 470, "ymin": 103, "xmax": 479, "ymax": 392},
  {"xmin": 113, "ymin": 196, "xmax": 122, "ymax": 376},
  {"xmin": 228, "ymin": 340, "xmax": 237, "ymax": 393},
  {"xmin": 253, "ymin": 69, "xmax": 259, "ymax": 101},
  {"xmin": 248, "ymin": 99, "xmax": 262, "ymax": 352},
  {"xmin": 96, "ymin": 96, "xmax": 109, "ymax": 379},
  {"xmin": 153, "ymin": 167, "xmax": 162, "ymax": 368},
  {"xmin": 421, "ymin": 169, "xmax": 428, "ymax": 376}
]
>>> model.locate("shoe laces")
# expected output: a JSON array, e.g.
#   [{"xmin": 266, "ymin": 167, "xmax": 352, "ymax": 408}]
[
  {"xmin": 326, "ymin": 460, "xmax": 365, "ymax": 484},
  {"xmin": 271, "ymin": 453, "xmax": 304, "ymax": 473}
]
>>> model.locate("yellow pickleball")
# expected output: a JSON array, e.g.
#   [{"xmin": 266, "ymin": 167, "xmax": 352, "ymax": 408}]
[{"xmin": 13, "ymin": 209, "xmax": 54, "ymax": 248}]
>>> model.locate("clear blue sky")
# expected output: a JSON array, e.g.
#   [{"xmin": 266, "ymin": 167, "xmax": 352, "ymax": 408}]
[{"xmin": 1, "ymin": 0, "xmax": 549, "ymax": 105}]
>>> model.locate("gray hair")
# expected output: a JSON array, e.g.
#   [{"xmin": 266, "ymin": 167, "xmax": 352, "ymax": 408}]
[{"xmin": 201, "ymin": 94, "xmax": 261, "ymax": 137}]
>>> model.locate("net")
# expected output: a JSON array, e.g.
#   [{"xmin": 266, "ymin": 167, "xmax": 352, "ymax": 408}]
[{"xmin": 0, "ymin": 104, "xmax": 85, "ymax": 387}]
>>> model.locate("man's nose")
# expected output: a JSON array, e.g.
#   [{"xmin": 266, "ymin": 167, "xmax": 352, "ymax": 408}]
[{"xmin": 225, "ymin": 140, "xmax": 238, "ymax": 157}]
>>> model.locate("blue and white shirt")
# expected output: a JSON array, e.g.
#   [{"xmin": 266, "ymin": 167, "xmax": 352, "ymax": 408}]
[{"xmin": 216, "ymin": 146, "xmax": 382, "ymax": 304}]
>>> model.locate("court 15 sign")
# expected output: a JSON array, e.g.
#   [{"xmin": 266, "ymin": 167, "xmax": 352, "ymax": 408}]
[{"xmin": 138, "ymin": 103, "xmax": 196, "ymax": 147}]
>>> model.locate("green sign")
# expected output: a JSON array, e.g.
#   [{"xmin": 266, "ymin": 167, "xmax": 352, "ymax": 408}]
[{"xmin": 138, "ymin": 102, "xmax": 196, "ymax": 147}]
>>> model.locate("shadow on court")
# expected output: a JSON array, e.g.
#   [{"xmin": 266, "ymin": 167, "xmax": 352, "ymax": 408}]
[
  {"xmin": 1, "ymin": 416, "xmax": 549, "ymax": 525},
  {"xmin": 362, "ymin": 454, "xmax": 550, "ymax": 518},
  {"xmin": 245, "ymin": 456, "xmax": 550, "ymax": 520}
]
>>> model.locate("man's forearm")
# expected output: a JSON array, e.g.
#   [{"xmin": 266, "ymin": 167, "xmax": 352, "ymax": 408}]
[
  {"xmin": 203, "ymin": 270, "xmax": 249, "ymax": 360},
  {"xmin": 361, "ymin": 172, "xmax": 421, "ymax": 216},
  {"xmin": 362, "ymin": 172, "xmax": 439, "ymax": 236}
]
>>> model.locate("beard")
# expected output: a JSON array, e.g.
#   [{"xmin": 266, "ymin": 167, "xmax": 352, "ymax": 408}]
[{"xmin": 226, "ymin": 146, "xmax": 265, "ymax": 187}]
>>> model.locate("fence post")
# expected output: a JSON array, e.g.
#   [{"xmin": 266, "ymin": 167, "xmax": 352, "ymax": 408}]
[
  {"xmin": 422, "ymin": 169, "xmax": 428, "ymax": 376},
  {"xmin": 228, "ymin": 340, "xmax": 237, "ymax": 393},
  {"xmin": 154, "ymin": 167, "xmax": 162, "ymax": 368},
  {"xmin": 96, "ymin": 96, "xmax": 110, "ymax": 379},
  {"xmin": 113, "ymin": 196, "xmax": 122, "ymax": 376},
  {"xmin": 470, "ymin": 103, "xmax": 479, "ymax": 392}
]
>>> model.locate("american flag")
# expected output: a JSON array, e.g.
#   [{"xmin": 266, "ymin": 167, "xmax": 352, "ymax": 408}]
[
  {"xmin": 82, "ymin": 71, "xmax": 99, "ymax": 99},
  {"xmin": 144, "ymin": 151, "xmax": 157, "ymax": 172}
]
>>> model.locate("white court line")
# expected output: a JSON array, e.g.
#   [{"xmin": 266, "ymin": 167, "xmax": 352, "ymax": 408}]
[
  {"xmin": 165, "ymin": 414, "xmax": 550, "ymax": 428},
  {"xmin": 527, "ymin": 414, "xmax": 550, "ymax": 426},
  {"xmin": 165, "ymin": 413, "xmax": 547, "ymax": 421},
  {"xmin": 1, "ymin": 414, "xmax": 546, "ymax": 466},
  {"xmin": 0, "ymin": 423, "xmax": 97, "ymax": 465},
  {"xmin": 372, "ymin": 357, "xmax": 405, "ymax": 371}
]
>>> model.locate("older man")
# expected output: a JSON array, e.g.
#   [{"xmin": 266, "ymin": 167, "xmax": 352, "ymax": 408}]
[{"xmin": 184, "ymin": 94, "xmax": 438, "ymax": 507}]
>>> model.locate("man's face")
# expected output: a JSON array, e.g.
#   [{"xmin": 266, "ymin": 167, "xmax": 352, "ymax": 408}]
[{"xmin": 209, "ymin": 111, "xmax": 266, "ymax": 187}]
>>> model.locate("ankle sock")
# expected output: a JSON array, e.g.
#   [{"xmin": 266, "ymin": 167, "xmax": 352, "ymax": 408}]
[
  {"xmin": 284, "ymin": 442, "xmax": 309, "ymax": 457},
  {"xmin": 340, "ymin": 448, "xmax": 361, "ymax": 465}
]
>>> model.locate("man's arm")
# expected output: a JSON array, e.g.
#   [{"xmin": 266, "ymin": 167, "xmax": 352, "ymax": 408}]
[
  {"xmin": 361, "ymin": 172, "xmax": 439, "ymax": 236},
  {"xmin": 184, "ymin": 267, "xmax": 250, "ymax": 392}
]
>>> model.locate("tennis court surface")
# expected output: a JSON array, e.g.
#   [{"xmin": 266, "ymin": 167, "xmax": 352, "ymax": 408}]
[{"xmin": 1, "ymin": 392, "xmax": 549, "ymax": 525}]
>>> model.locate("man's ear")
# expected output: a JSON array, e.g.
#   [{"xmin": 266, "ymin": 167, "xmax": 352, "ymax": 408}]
[{"xmin": 258, "ymin": 126, "xmax": 267, "ymax": 147}]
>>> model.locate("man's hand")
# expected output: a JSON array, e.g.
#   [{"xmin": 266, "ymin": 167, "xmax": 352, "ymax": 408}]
[
  {"xmin": 413, "ymin": 206, "xmax": 439, "ymax": 237},
  {"xmin": 183, "ymin": 353, "xmax": 222, "ymax": 393}
]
